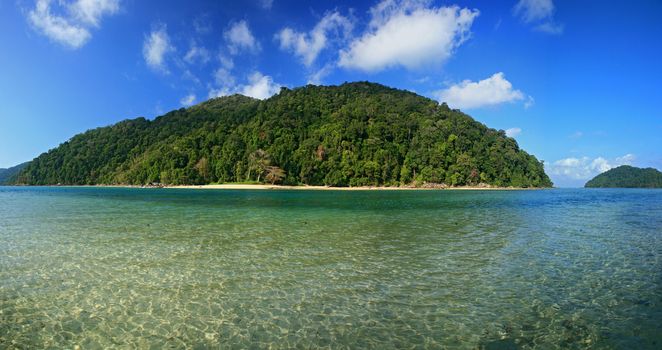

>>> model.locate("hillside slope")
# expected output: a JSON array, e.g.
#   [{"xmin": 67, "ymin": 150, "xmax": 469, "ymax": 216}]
[
  {"xmin": 16, "ymin": 82, "xmax": 552, "ymax": 187},
  {"xmin": 0, "ymin": 162, "xmax": 30, "ymax": 185},
  {"xmin": 585, "ymin": 165, "xmax": 662, "ymax": 188}
]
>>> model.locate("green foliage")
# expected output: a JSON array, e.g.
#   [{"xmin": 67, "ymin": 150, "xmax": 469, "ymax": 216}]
[
  {"xmin": 15, "ymin": 82, "xmax": 553, "ymax": 188},
  {"xmin": 585, "ymin": 165, "xmax": 662, "ymax": 188},
  {"xmin": 0, "ymin": 162, "xmax": 30, "ymax": 185}
]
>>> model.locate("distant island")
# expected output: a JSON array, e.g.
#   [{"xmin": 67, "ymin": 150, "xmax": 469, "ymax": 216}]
[
  {"xmin": 585, "ymin": 165, "xmax": 662, "ymax": 188},
  {"xmin": 13, "ymin": 82, "xmax": 552, "ymax": 188},
  {"xmin": 0, "ymin": 162, "xmax": 29, "ymax": 185}
]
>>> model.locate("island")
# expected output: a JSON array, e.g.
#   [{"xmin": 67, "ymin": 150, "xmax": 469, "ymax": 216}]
[
  {"xmin": 585, "ymin": 165, "xmax": 662, "ymax": 188},
  {"xmin": 0, "ymin": 162, "xmax": 29, "ymax": 185},
  {"xmin": 13, "ymin": 82, "xmax": 552, "ymax": 188}
]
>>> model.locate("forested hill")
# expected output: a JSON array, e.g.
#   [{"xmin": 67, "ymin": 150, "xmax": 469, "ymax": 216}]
[
  {"xmin": 0, "ymin": 162, "xmax": 29, "ymax": 185},
  {"xmin": 585, "ymin": 165, "xmax": 662, "ymax": 188},
  {"xmin": 15, "ymin": 82, "xmax": 552, "ymax": 188}
]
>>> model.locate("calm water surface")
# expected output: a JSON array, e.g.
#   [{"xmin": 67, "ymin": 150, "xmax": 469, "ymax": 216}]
[{"xmin": 1, "ymin": 187, "xmax": 661, "ymax": 349}]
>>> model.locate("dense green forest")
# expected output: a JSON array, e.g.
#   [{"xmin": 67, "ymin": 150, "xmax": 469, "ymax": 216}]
[
  {"xmin": 0, "ymin": 162, "xmax": 29, "ymax": 185},
  {"xmin": 585, "ymin": 165, "xmax": 662, "ymax": 188},
  {"xmin": 15, "ymin": 82, "xmax": 552, "ymax": 187}
]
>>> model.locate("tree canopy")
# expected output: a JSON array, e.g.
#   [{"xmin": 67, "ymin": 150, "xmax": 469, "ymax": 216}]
[
  {"xmin": 0, "ymin": 162, "xmax": 29, "ymax": 185},
  {"xmin": 585, "ymin": 165, "xmax": 662, "ymax": 188},
  {"xmin": 15, "ymin": 82, "xmax": 552, "ymax": 188}
]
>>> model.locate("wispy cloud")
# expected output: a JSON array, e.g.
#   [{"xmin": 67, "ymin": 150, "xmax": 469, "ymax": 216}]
[
  {"xmin": 569, "ymin": 131, "xmax": 583, "ymax": 139},
  {"xmin": 143, "ymin": 24, "xmax": 174, "ymax": 72},
  {"xmin": 276, "ymin": 11, "xmax": 353, "ymax": 67},
  {"xmin": 505, "ymin": 127, "xmax": 522, "ymax": 137},
  {"xmin": 259, "ymin": 0, "xmax": 274, "ymax": 10},
  {"xmin": 180, "ymin": 93, "xmax": 196, "ymax": 107},
  {"xmin": 184, "ymin": 42, "xmax": 211, "ymax": 65},
  {"xmin": 70, "ymin": 0, "xmax": 120, "ymax": 27},
  {"xmin": 225, "ymin": 20, "xmax": 260, "ymax": 54},
  {"xmin": 513, "ymin": 0, "xmax": 564, "ymax": 35},
  {"xmin": 339, "ymin": 0, "xmax": 479, "ymax": 72}
]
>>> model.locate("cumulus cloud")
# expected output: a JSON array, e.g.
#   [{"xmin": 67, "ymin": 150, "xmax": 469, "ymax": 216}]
[
  {"xmin": 27, "ymin": 0, "xmax": 119, "ymax": 49},
  {"xmin": 546, "ymin": 154, "xmax": 636, "ymax": 183},
  {"xmin": 513, "ymin": 0, "xmax": 563, "ymax": 35},
  {"xmin": 339, "ymin": 0, "xmax": 478, "ymax": 72},
  {"xmin": 143, "ymin": 25, "xmax": 174, "ymax": 72},
  {"xmin": 240, "ymin": 72, "xmax": 281, "ymax": 99},
  {"xmin": 224, "ymin": 20, "xmax": 260, "ymax": 54},
  {"xmin": 437, "ymin": 72, "xmax": 527, "ymax": 109},
  {"xmin": 180, "ymin": 93, "xmax": 196, "ymax": 107},
  {"xmin": 209, "ymin": 72, "xmax": 281, "ymax": 100},
  {"xmin": 276, "ymin": 11, "xmax": 353, "ymax": 67},
  {"xmin": 505, "ymin": 127, "xmax": 522, "ymax": 137}
]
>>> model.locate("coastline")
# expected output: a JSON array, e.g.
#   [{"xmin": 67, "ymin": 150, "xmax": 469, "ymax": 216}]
[
  {"xmin": 6, "ymin": 184, "xmax": 548, "ymax": 190},
  {"xmin": 160, "ymin": 184, "xmax": 543, "ymax": 190}
]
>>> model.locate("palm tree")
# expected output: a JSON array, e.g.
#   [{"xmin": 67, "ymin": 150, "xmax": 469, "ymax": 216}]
[
  {"xmin": 247, "ymin": 149, "xmax": 270, "ymax": 182},
  {"xmin": 265, "ymin": 166, "xmax": 286, "ymax": 184}
]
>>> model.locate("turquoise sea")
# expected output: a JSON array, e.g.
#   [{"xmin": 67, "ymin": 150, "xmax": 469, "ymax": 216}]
[{"xmin": 1, "ymin": 187, "xmax": 661, "ymax": 349}]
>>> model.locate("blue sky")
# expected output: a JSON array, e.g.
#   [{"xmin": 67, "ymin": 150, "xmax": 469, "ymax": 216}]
[{"xmin": 1, "ymin": 0, "xmax": 660, "ymax": 186}]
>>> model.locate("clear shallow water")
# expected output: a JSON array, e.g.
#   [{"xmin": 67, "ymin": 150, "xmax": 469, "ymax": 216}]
[{"xmin": 0, "ymin": 187, "xmax": 661, "ymax": 349}]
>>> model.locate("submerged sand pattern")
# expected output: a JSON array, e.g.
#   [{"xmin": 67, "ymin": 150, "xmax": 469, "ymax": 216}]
[{"xmin": 1, "ymin": 187, "xmax": 661, "ymax": 348}]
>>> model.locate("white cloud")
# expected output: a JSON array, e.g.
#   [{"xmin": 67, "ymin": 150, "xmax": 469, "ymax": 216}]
[
  {"xmin": 437, "ymin": 72, "xmax": 527, "ymax": 109},
  {"xmin": 240, "ymin": 72, "xmax": 281, "ymax": 99},
  {"xmin": 535, "ymin": 21, "xmax": 564, "ymax": 34},
  {"xmin": 339, "ymin": 0, "xmax": 479, "ymax": 72},
  {"xmin": 180, "ymin": 94, "xmax": 196, "ymax": 107},
  {"xmin": 513, "ymin": 0, "xmax": 563, "ymax": 35},
  {"xmin": 69, "ymin": 0, "xmax": 119, "ymax": 27},
  {"xmin": 184, "ymin": 43, "xmax": 211, "ymax": 64},
  {"xmin": 218, "ymin": 54, "xmax": 234, "ymax": 70},
  {"xmin": 569, "ymin": 131, "xmax": 583, "ymax": 139},
  {"xmin": 143, "ymin": 25, "xmax": 174, "ymax": 72},
  {"xmin": 307, "ymin": 64, "xmax": 334, "ymax": 85},
  {"xmin": 193, "ymin": 15, "xmax": 212, "ymax": 34},
  {"xmin": 505, "ymin": 127, "xmax": 521, "ymax": 137},
  {"xmin": 615, "ymin": 153, "xmax": 636, "ymax": 164},
  {"xmin": 209, "ymin": 72, "xmax": 281, "ymax": 100},
  {"xmin": 214, "ymin": 68, "xmax": 235, "ymax": 86},
  {"xmin": 29, "ymin": 0, "xmax": 90, "ymax": 49},
  {"xmin": 260, "ymin": 0, "xmax": 273, "ymax": 10},
  {"xmin": 207, "ymin": 55, "xmax": 237, "ymax": 99},
  {"xmin": 513, "ymin": 0, "xmax": 553, "ymax": 23},
  {"xmin": 546, "ymin": 154, "xmax": 636, "ymax": 181},
  {"xmin": 28, "ymin": 0, "xmax": 117, "ymax": 49},
  {"xmin": 224, "ymin": 20, "xmax": 260, "ymax": 54},
  {"xmin": 276, "ymin": 11, "xmax": 353, "ymax": 67}
]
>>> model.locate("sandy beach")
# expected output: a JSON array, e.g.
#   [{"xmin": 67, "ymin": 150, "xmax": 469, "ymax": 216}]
[{"xmin": 165, "ymin": 184, "xmax": 540, "ymax": 190}]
